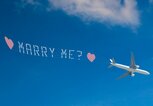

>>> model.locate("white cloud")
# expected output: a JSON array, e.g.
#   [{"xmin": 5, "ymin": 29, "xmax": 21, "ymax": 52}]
[
  {"xmin": 49, "ymin": 0, "xmax": 140, "ymax": 27},
  {"xmin": 150, "ymin": 0, "xmax": 153, "ymax": 3},
  {"xmin": 23, "ymin": 0, "xmax": 40, "ymax": 5},
  {"xmin": 20, "ymin": 0, "xmax": 41, "ymax": 7},
  {"xmin": 20, "ymin": 0, "xmax": 140, "ymax": 28}
]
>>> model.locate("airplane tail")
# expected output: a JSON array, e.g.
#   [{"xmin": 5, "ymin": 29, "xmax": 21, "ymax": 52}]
[
  {"xmin": 108, "ymin": 58, "xmax": 115, "ymax": 68},
  {"xmin": 110, "ymin": 58, "xmax": 115, "ymax": 64}
]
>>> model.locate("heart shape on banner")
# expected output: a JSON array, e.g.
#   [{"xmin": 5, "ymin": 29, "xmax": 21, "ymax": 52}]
[
  {"xmin": 4, "ymin": 36, "xmax": 14, "ymax": 50},
  {"xmin": 87, "ymin": 53, "xmax": 96, "ymax": 62}
]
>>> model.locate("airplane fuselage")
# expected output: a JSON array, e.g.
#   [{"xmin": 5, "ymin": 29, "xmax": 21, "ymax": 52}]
[{"xmin": 111, "ymin": 63, "xmax": 150, "ymax": 76}]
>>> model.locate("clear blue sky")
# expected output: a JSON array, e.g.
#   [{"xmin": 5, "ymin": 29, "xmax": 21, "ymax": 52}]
[{"xmin": 0, "ymin": 0, "xmax": 153, "ymax": 106}]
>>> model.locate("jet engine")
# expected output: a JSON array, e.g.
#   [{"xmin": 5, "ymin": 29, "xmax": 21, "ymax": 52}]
[{"xmin": 136, "ymin": 65, "xmax": 140, "ymax": 69}]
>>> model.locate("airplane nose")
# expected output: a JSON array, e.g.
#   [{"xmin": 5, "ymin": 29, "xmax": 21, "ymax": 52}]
[{"xmin": 147, "ymin": 72, "xmax": 150, "ymax": 75}]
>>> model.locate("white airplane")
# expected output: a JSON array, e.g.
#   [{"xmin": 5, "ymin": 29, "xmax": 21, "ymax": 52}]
[{"xmin": 109, "ymin": 53, "xmax": 150, "ymax": 79}]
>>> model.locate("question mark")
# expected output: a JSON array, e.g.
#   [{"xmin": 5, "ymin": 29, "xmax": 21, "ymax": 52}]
[{"xmin": 77, "ymin": 50, "xmax": 82, "ymax": 60}]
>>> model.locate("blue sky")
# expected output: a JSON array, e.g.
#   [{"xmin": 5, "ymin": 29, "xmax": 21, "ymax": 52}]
[{"xmin": 1, "ymin": 0, "xmax": 153, "ymax": 106}]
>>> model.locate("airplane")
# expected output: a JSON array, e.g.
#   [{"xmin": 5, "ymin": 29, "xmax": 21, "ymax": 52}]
[{"xmin": 109, "ymin": 53, "xmax": 150, "ymax": 79}]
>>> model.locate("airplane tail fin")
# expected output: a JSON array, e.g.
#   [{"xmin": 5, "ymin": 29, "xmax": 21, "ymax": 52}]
[
  {"xmin": 108, "ymin": 58, "xmax": 115, "ymax": 68},
  {"xmin": 110, "ymin": 58, "xmax": 115, "ymax": 64}
]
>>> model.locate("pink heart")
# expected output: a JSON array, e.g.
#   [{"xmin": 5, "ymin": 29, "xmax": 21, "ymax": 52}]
[
  {"xmin": 87, "ymin": 53, "xmax": 96, "ymax": 62},
  {"xmin": 5, "ymin": 36, "xmax": 14, "ymax": 50}
]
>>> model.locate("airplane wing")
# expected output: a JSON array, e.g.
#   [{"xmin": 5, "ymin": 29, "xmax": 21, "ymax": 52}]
[
  {"xmin": 117, "ymin": 72, "xmax": 131, "ymax": 80},
  {"xmin": 130, "ymin": 53, "xmax": 136, "ymax": 69}
]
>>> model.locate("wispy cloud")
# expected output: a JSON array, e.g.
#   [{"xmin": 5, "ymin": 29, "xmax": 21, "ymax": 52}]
[
  {"xmin": 18, "ymin": 0, "xmax": 42, "ymax": 9},
  {"xmin": 21, "ymin": 0, "xmax": 41, "ymax": 6},
  {"xmin": 150, "ymin": 0, "xmax": 153, "ymax": 3},
  {"xmin": 20, "ymin": 0, "xmax": 140, "ymax": 28},
  {"xmin": 49, "ymin": 0, "xmax": 140, "ymax": 28}
]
